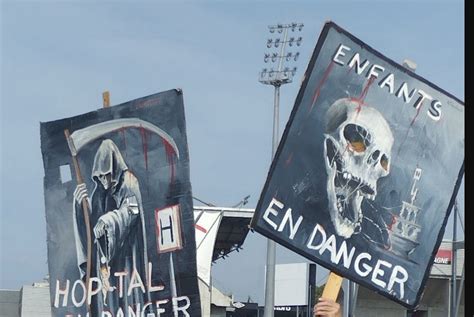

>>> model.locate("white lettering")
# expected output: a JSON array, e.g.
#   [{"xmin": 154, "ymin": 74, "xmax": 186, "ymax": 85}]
[
  {"xmin": 54, "ymin": 279, "xmax": 70, "ymax": 308},
  {"xmin": 413, "ymin": 89, "xmax": 433, "ymax": 110},
  {"xmin": 333, "ymin": 44, "xmax": 351, "ymax": 66},
  {"xmin": 263, "ymin": 198, "xmax": 283, "ymax": 230},
  {"xmin": 87, "ymin": 277, "xmax": 102, "ymax": 305},
  {"xmin": 371, "ymin": 260, "xmax": 392, "ymax": 288},
  {"xmin": 333, "ymin": 240, "xmax": 356, "ymax": 268},
  {"xmin": 155, "ymin": 299, "xmax": 168, "ymax": 316},
  {"xmin": 148, "ymin": 262, "xmax": 165, "ymax": 293},
  {"xmin": 71, "ymin": 279, "xmax": 86, "ymax": 307},
  {"xmin": 307, "ymin": 224, "xmax": 326, "ymax": 250},
  {"xmin": 128, "ymin": 267, "xmax": 146, "ymax": 296},
  {"xmin": 354, "ymin": 253, "xmax": 372, "ymax": 277},
  {"xmin": 348, "ymin": 53, "xmax": 370, "ymax": 75},
  {"xmin": 116, "ymin": 307, "xmax": 124, "ymax": 317},
  {"xmin": 428, "ymin": 100, "xmax": 442, "ymax": 121},
  {"xmin": 367, "ymin": 64, "xmax": 385, "ymax": 79},
  {"xmin": 277, "ymin": 208, "xmax": 303, "ymax": 240},
  {"xmin": 378, "ymin": 73, "xmax": 395, "ymax": 94},
  {"xmin": 388, "ymin": 265, "xmax": 408, "ymax": 299},
  {"xmin": 395, "ymin": 82, "xmax": 417, "ymax": 103},
  {"xmin": 319, "ymin": 234, "xmax": 337, "ymax": 260},
  {"xmin": 173, "ymin": 296, "xmax": 191, "ymax": 317},
  {"xmin": 114, "ymin": 271, "xmax": 127, "ymax": 298}
]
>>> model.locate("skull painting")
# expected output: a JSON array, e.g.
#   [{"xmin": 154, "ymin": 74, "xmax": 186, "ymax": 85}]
[{"xmin": 323, "ymin": 98, "xmax": 394, "ymax": 238}]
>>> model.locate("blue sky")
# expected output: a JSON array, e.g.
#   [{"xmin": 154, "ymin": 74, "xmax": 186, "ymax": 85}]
[{"xmin": 0, "ymin": 0, "xmax": 464, "ymax": 304}]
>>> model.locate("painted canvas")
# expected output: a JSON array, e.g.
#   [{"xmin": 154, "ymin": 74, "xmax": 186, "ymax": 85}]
[
  {"xmin": 40, "ymin": 89, "xmax": 201, "ymax": 316},
  {"xmin": 250, "ymin": 22, "xmax": 464, "ymax": 308}
]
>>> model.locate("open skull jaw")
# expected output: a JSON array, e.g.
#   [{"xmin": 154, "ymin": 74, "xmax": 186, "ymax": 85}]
[{"xmin": 324, "ymin": 136, "xmax": 377, "ymax": 238}]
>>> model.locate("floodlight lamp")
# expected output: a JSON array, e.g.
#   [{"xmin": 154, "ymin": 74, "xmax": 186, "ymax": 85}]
[
  {"xmin": 296, "ymin": 37, "xmax": 302, "ymax": 46},
  {"xmin": 267, "ymin": 39, "xmax": 273, "ymax": 48},
  {"xmin": 298, "ymin": 24, "xmax": 304, "ymax": 31},
  {"xmin": 271, "ymin": 52, "xmax": 278, "ymax": 62},
  {"xmin": 294, "ymin": 52, "xmax": 300, "ymax": 61},
  {"xmin": 289, "ymin": 37, "xmax": 295, "ymax": 47},
  {"xmin": 292, "ymin": 67, "xmax": 297, "ymax": 76},
  {"xmin": 264, "ymin": 53, "xmax": 270, "ymax": 63},
  {"xmin": 269, "ymin": 69, "xmax": 275, "ymax": 78},
  {"xmin": 286, "ymin": 52, "xmax": 292, "ymax": 61},
  {"xmin": 269, "ymin": 26, "xmax": 276, "ymax": 33},
  {"xmin": 291, "ymin": 22, "xmax": 297, "ymax": 32},
  {"xmin": 274, "ymin": 38, "xmax": 280, "ymax": 47},
  {"xmin": 277, "ymin": 24, "xmax": 283, "ymax": 33},
  {"xmin": 283, "ymin": 67, "xmax": 290, "ymax": 76}
]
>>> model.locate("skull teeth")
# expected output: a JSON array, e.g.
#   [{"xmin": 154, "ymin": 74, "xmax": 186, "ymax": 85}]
[{"xmin": 339, "ymin": 170, "xmax": 376, "ymax": 197}]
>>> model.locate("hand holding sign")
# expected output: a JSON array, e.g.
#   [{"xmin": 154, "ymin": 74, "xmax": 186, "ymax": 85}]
[{"xmin": 313, "ymin": 298, "xmax": 341, "ymax": 317}]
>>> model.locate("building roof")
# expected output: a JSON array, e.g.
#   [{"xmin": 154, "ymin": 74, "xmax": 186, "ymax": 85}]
[{"xmin": 193, "ymin": 206, "xmax": 254, "ymax": 262}]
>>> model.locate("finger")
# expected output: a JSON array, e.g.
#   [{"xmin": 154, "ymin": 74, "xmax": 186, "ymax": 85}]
[
  {"xmin": 315, "ymin": 302, "xmax": 337, "ymax": 308},
  {"xmin": 74, "ymin": 187, "xmax": 82, "ymax": 200},
  {"xmin": 75, "ymin": 187, "xmax": 87, "ymax": 201},
  {"xmin": 78, "ymin": 191, "xmax": 88, "ymax": 202},
  {"xmin": 314, "ymin": 303, "xmax": 338, "ymax": 313},
  {"xmin": 314, "ymin": 308, "xmax": 335, "ymax": 315},
  {"xmin": 315, "ymin": 306, "xmax": 334, "ymax": 312}
]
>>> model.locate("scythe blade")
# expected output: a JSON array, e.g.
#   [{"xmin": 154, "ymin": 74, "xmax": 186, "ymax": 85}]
[{"xmin": 68, "ymin": 118, "xmax": 180, "ymax": 158}]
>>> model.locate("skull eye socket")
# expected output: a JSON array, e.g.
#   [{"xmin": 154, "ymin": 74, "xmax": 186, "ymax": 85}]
[
  {"xmin": 343, "ymin": 124, "xmax": 371, "ymax": 153},
  {"xmin": 381, "ymin": 154, "xmax": 389, "ymax": 171}
]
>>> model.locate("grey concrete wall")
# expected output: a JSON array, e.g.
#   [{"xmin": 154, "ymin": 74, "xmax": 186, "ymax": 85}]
[
  {"xmin": 211, "ymin": 306, "xmax": 227, "ymax": 317},
  {"xmin": 0, "ymin": 290, "xmax": 20, "ymax": 317},
  {"xmin": 355, "ymin": 277, "xmax": 464, "ymax": 317},
  {"xmin": 20, "ymin": 286, "xmax": 51, "ymax": 317}
]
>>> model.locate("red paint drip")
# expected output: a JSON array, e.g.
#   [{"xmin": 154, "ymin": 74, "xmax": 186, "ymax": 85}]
[
  {"xmin": 409, "ymin": 102, "xmax": 423, "ymax": 128},
  {"xmin": 139, "ymin": 127, "xmax": 149, "ymax": 170},
  {"xmin": 387, "ymin": 215, "xmax": 397, "ymax": 231},
  {"xmin": 346, "ymin": 63, "xmax": 355, "ymax": 75},
  {"xmin": 397, "ymin": 101, "xmax": 424, "ymax": 157},
  {"xmin": 353, "ymin": 75, "xmax": 377, "ymax": 113},
  {"xmin": 120, "ymin": 128, "xmax": 127, "ymax": 151},
  {"xmin": 194, "ymin": 224, "xmax": 208, "ymax": 233},
  {"xmin": 309, "ymin": 61, "xmax": 335, "ymax": 112},
  {"xmin": 162, "ymin": 137, "xmax": 176, "ymax": 184}
]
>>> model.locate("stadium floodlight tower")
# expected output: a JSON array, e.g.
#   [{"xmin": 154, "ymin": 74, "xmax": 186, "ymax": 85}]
[{"xmin": 259, "ymin": 22, "xmax": 303, "ymax": 317}]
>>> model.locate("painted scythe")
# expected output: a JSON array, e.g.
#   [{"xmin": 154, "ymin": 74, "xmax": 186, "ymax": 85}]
[{"xmin": 64, "ymin": 118, "xmax": 180, "ymax": 308}]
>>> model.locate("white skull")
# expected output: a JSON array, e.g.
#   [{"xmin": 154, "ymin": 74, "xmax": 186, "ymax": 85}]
[{"xmin": 323, "ymin": 98, "xmax": 394, "ymax": 238}]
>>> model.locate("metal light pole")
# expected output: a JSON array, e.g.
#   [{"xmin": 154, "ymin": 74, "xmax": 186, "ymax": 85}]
[
  {"xmin": 259, "ymin": 22, "xmax": 304, "ymax": 317},
  {"xmin": 450, "ymin": 201, "xmax": 458, "ymax": 317}
]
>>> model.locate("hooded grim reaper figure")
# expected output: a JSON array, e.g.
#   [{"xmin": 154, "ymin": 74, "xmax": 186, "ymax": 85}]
[{"xmin": 73, "ymin": 139, "xmax": 150, "ymax": 314}]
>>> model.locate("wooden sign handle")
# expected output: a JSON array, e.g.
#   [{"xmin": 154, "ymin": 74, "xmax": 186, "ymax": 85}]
[
  {"xmin": 64, "ymin": 129, "xmax": 92, "ymax": 313},
  {"xmin": 102, "ymin": 91, "xmax": 110, "ymax": 108},
  {"xmin": 321, "ymin": 272, "xmax": 343, "ymax": 301}
]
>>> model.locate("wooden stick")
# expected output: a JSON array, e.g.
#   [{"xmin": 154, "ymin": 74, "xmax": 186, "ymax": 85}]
[
  {"xmin": 64, "ymin": 129, "xmax": 92, "ymax": 313},
  {"xmin": 102, "ymin": 91, "xmax": 110, "ymax": 108},
  {"xmin": 321, "ymin": 272, "xmax": 343, "ymax": 301}
]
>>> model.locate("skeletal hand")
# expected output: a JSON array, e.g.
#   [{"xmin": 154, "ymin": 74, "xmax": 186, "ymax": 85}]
[
  {"xmin": 313, "ymin": 298, "xmax": 341, "ymax": 317},
  {"xmin": 94, "ymin": 219, "xmax": 107, "ymax": 239},
  {"xmin": 73, "ymin": 183, "xmax": 89, "ymax": 204}
]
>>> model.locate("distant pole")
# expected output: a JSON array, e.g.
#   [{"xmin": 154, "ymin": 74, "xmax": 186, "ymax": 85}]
[
  {"xmin": 348, "ymin": 281, "xmax": 358, "ymax": 316},
  {"xmin": 454, "ymin": 263, "xmax": 464, "ymax": 317},
  {"xmin": 450, "ymin": 202, "xmax": 457, "ymax": 317},
  {"xmin": 259, "ymin": 22, "xmax": 304, "ymax": 317}
]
